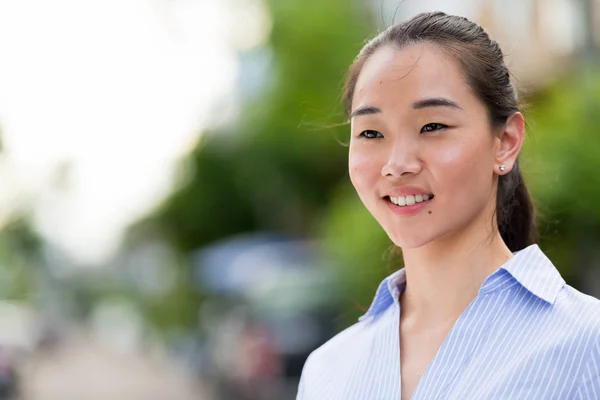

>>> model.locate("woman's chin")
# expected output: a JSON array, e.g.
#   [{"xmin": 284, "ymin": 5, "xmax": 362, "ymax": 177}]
[{"xmin": 387, "ymin": 232, "xmax": 434, "ymax": 250}]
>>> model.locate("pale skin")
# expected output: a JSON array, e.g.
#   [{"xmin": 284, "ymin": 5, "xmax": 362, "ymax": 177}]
[{"xmin": 348, "ymin": 43, "xmax": 525, "ymax": 399}]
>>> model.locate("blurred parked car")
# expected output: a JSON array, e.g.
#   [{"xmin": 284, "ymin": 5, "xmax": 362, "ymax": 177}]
[{"xmin": 193, "ymin": 233, "xmax": 342, "ymax": 399}]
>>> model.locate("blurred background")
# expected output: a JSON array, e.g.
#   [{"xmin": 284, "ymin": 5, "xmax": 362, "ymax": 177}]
[{"xmin": 0, "ymin": 0, "xmax": 598, "ymax": 398}]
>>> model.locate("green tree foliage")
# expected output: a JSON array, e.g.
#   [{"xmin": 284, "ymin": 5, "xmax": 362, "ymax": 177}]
[
  {"xmin": 0, "ymin": 216, "xmax": 40, "ymax": 300},
  {"xmin": 151, "ymin": 0, "xmax": 371, "ymax": 253},
  {"xmin": 126, "ymin": 0, "xmax": 372, "ymax": 332},
  {"xmin": 524, "ymin": 67, "xmax": 600, "ymax": 286}
]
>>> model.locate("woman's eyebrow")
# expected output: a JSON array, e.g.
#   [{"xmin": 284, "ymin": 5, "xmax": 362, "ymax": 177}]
[
  {"xmin": 350, "ymin": 98, "xmax": 462, "ymax": 118},
  {"xmin": 350, "ymin": 106, "xmax": 381, "ymax": 118},
  {"xmin": 412, "ymin": 97, "xmax": 462, "ymax": 110}
]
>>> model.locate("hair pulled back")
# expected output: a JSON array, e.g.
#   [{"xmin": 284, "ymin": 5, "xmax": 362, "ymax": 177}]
[{"xmin": 343, "ymin": 11, "xmax": 538, "ymax": 251}]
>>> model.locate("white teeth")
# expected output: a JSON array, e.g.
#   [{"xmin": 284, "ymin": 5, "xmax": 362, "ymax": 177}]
[
  {"xmin": 390, "ymin": 196, "xmax": 405, "ymax": 206},
  {"xmin": 389, "ymin": 194, "xmax": 433, "ymax": 207}
]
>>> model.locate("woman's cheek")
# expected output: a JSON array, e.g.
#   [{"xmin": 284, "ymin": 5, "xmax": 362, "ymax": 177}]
[
  {"xmin": 430, "ymin": 140, "xmax": 483, "ymax": 183},
  {"xmin": 351, "ymin": 148, "xmax": 379, "ymax": 176},
  {"xmin": 431, "ymin": 139, "xmax": 468, "ymax": 167},
  {"xmin": 430, "ymin": 139, "xmax": 493, "ymax": 208}
]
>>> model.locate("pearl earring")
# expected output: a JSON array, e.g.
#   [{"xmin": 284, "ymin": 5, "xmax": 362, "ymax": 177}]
[{"xmin": 499, "ymin": 164, "xmax": 506, "ymax": 172}]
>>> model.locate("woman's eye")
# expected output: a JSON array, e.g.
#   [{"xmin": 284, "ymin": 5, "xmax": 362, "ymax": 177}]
[
  {"xmin": 420, "ymin": 123, "xmax": 448, "ymax": 133},
  {"xmin": 359, "ymin": 130, "xmax": 383, "ymax": 139}
]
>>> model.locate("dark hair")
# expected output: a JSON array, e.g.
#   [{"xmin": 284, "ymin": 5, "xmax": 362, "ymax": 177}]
[{"xmin": 343, "ymin": 11, "xmax": 538, "ymax": 252}]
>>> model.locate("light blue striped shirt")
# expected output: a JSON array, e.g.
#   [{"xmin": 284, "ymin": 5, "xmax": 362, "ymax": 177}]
[{"xmin": 297, "ymin": 244, "xmax": 600, "ymax": 399}]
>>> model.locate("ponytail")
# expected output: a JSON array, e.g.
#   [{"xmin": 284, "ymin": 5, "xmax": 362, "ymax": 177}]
[{"xmin": 497, "ymin": 160, "xmax": 538, "ymax": 252}]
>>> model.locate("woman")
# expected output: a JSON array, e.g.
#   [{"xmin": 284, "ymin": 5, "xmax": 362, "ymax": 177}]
[{"xmin": 297, "ymin": 11, "xmax": 600, "ymax": 399}]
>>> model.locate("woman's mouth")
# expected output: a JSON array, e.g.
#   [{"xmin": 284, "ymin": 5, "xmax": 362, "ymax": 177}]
[{"xmin": 385, "ymin": 194, "xmax": 434, "ymax": 207}]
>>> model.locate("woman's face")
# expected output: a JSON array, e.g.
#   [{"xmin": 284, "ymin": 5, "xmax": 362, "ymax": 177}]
[{"xmin": 349, "ymin": 43, "xmax": 501, "ymax": 249}]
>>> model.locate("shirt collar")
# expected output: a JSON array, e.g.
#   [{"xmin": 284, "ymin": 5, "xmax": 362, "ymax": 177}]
[
  {"xmin": 358, "ymin": 268, "xmax": 406, "ymax": 321},
  {"xmin": 359, "ymin": 244, "xmax": 565, "ymax": 321},
  {"xmin": 481, "ymin": 244, "xmax": 565, "ymax": 304}
]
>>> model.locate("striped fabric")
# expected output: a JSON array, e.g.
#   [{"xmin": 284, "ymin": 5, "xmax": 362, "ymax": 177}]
[{"xmin": 297, "ymin": 244, "xmax": 600, "ymax": 399}]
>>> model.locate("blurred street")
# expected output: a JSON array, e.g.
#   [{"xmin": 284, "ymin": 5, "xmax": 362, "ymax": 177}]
[{"xmin": 19, "ymin": 332, "xmax": 215, "ymax": 400}]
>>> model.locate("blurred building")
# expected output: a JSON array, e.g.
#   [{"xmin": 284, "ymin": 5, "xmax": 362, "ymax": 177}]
[
  {"xmin": 375, "ymin": 0, "xmax": 600, "ymax": 88},
  {"xmin": 478, "ymin": 0, "xmax": 599, "ymax": 88}
]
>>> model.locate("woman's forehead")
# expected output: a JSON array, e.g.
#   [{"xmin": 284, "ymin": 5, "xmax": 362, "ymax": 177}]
[{"xmin": 353, "ymin": 43, "xmax": 470, "ymax": 109}]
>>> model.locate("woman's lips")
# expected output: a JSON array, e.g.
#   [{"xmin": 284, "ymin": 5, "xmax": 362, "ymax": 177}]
[{"xmin": 385, "ymin": 195, "xmax": 433, "ymax": 216}]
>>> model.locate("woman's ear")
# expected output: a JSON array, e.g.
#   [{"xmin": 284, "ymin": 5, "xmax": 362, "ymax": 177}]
[{"xmin": 495, "ymin": 112, "xmax": 525, "ymax": 173}]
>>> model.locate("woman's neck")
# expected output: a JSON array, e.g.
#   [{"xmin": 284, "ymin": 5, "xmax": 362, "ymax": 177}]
[{"xmin": 399, "ymin": 225, "xmax": 513, "ymax": 328}]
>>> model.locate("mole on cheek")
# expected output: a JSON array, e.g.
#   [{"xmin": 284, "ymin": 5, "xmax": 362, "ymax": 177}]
[{"xmin": 428, "ymin": 211, "xmax": 432, "ymax": 214}]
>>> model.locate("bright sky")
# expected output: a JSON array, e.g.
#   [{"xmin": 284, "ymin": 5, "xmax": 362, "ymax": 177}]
[{"xmin": 0, "ymin": 0, "xmax": 268, "ymax": 264}]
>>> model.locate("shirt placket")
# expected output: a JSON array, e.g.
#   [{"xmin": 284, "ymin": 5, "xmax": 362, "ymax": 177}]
[{"xmin": 409, "ymin": 293, "xmax": 500, "ymax": 400}]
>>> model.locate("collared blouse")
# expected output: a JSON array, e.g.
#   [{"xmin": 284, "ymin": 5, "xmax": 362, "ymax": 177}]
[{"xmin": 297, "ymin": 244, "xmax": 600, "ymax": 399}]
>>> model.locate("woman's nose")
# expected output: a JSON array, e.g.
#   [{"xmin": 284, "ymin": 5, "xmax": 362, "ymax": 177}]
[{"xmin": 381, "ymin": 140, "xmax": 422, "ymax": 178}]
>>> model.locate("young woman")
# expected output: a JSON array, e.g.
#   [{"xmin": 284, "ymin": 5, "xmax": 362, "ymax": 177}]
[{"xmin": 297, "ymin": 12, "xmax": 600, "ymax": 399}]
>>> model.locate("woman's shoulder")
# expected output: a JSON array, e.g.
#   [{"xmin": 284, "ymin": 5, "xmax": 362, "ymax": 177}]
[
  {"xmin": 296, "ymin": 320, "xmax": 366, "ymax": 398},
  {"xmin": 304, "ymin": 319, "xmax": 368, "ymax": 366},
  {"xmin": 297, "ymin": 319, "xmax": 365, "ymax": 396},
  {"xmin": 558, "ymin": 284, "xmax": 600, "ymax": 322},
  {"xmin": 560, "ymin": 286, "xmax": 600, "ymax": 397},
  {"xmin": 554, "ymin": 284, "xmax": 600, "ymax": 346},
  {"xmin": 300, "ymin": 309, "xmax": 389, "ymax": 377}
]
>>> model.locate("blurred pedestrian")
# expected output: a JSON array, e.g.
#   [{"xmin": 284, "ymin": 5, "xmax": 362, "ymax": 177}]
[{"xmin": 238, "ymin": 319, "xmax": 282, "ymax": 400}]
